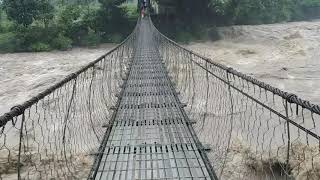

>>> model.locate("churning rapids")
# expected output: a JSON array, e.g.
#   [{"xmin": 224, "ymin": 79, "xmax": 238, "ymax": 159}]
[
  {"xmin": 2, "ymin": 20, "xmax": 320, "ymax": 116},
  {"xmin": 187, "ymin": 19, "xmax": 320, "ymax": 105},
  {"xmin": 0, "ymin": 19, "xmax": 320, "ymax": 180},
  {"xmin": 0, "ymin": 44, "xmax": 115, "ymax": 115},
  {"xmin": 2, "ymin": 20, "xmax": 320, "ymax": 114}
]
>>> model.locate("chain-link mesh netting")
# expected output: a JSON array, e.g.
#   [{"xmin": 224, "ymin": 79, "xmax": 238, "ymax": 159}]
[
  {"xmin": 151, "ymin": 18, "xmax": 320, "ymax": 180},
  {"xmin": 0, "ymin": 25, "xmax": 138, "ymax": 180},
  {"xmin": 1, "ymin": 16, "xmax": 320, "ymax": 180}
]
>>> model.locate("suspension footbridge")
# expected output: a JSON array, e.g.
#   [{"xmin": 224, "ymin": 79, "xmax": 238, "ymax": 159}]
[{"xmin": 1, "ymin": 17, "xmax": 320, "ymax": 180}]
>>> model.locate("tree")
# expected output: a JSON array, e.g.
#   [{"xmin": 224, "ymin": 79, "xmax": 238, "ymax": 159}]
[
  {"xmin": 3, "ymin": 0, "xmax": 39, "ymax": 26},
  {"xmin": 3, "ymin": 0, "xmax": 54, "ymax": 27},
  {"xmin": 96, "ymin": 0, "xmax": 129, "ymax": 34},
  {"xmin": 0, "ymin": 2, "xmax": 3, "ymax": 22},
  {"xmin": 208, "ymin": 0, "xmax": 300, "ymax": 25},
  {"xmin": 57, "ymin": 5, "xmax": 84, "ymax": 40},
  {"xmin": 35, "ymin": 0, "xmax": 54, "ymax": 28}
]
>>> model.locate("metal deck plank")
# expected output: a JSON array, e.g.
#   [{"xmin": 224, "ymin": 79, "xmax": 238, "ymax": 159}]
[{"xmin": 95, "ymin": 18, "xmax": 213, "ymax": 180}]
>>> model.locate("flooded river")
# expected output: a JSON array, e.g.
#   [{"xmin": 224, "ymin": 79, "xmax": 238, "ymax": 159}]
[
  {"xmin": 187, "ymin": 19, "xmax": 320, "ymax": 105},
  {"xmin": 0, "ymin": 20, "xmax": 320, "ymax": 180},
  {"xmin": 0, "ymin": 44, "xmax": 115, "ymax": 115},
  {"xmin": 1, "ymin": 20, "xmax": 320, "ymax": 115}
]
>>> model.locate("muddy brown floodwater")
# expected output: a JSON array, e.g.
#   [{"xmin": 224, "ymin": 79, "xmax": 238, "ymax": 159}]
[
  {"xmin": 187, "ymin": 19, "xmax": 320, "ymax": 105},
  {"xmin": 0, "ymin": 44, "xmax": 115, "ymax": 115},
  {"xmin": 1, "ymin": 20, "xmax": 320, "ymax": 115},
  {"xmin": 0, "ymin": 20, "xmax": 320, "ymax": 180},
  {"xmin": 185, "ymin": 20, "xmax": 320, "ymax": 180}
]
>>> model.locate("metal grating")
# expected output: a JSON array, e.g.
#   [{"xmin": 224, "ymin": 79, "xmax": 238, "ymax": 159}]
[
  {"xmin": 94, "ymin": 18, "xmax": 214, "ymax": 180},
  {"xmin": 95, "ymin": 144, "xmax": 210, "ymax": 180}
]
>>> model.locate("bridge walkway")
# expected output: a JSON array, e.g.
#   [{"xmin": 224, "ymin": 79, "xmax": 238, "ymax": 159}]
[{"xmin": 93, "ymin": 18, "xmax": 215, "ymax": 180}]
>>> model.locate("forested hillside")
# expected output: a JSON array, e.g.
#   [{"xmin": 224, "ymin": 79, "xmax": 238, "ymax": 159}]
[
  {"xmin": 152, "ymin": 0, "xmax": 320, "ymax": 42},
  {"xmin": 0, "ymin": 0, "xmax": 138, "ymax": 52},
  {"xmin": 1, "ymin": 0, "xmax": 320, "ymax": 53}
]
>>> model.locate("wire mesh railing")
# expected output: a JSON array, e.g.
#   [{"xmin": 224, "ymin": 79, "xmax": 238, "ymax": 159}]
[
  {"xmin": 0, "ymin": 22, "xmax": 138, "ymax": 180},
  {"xmin": 1, "ymin": 15, "xmax": 320, "ymax": 180},
  {"xmin": 151, "ymin": 18, "xmax": 320, "ymax": 180}
]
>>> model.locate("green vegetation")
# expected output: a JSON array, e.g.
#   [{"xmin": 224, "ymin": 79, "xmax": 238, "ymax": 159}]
[
  {"xmin": 152, "ymin": 0, "xmax": 320, "ymax": 43},
  {"xmin": 0, "ymin": 0, "xmax": 137, "ymax": 53},
  {"xmin": 1, "ymin": 0, "xmax": 320, "ymax": 51},
  {"xmin": 0, "ymin": 32, "xmax": 18, "ymax": 53},
  {"xmin": 50, "ymin": 34, "xmax": 73, "ymax": 50},
  {"xmin": 210, "ymin": 0, "xmax": 320, "ymax": 24}
]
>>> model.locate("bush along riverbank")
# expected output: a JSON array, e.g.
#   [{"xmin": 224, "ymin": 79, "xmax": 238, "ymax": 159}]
[
  {"xmin": 151, "ymin": 0, "xmax": 320, "ymax": 44},
  {"xmin": 1, "ymin": 0, "xmax": 320, "ymax": 52},
  {"xmin": 0, "ymin": 0, "xmax": 138, "ymax": 53}
]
